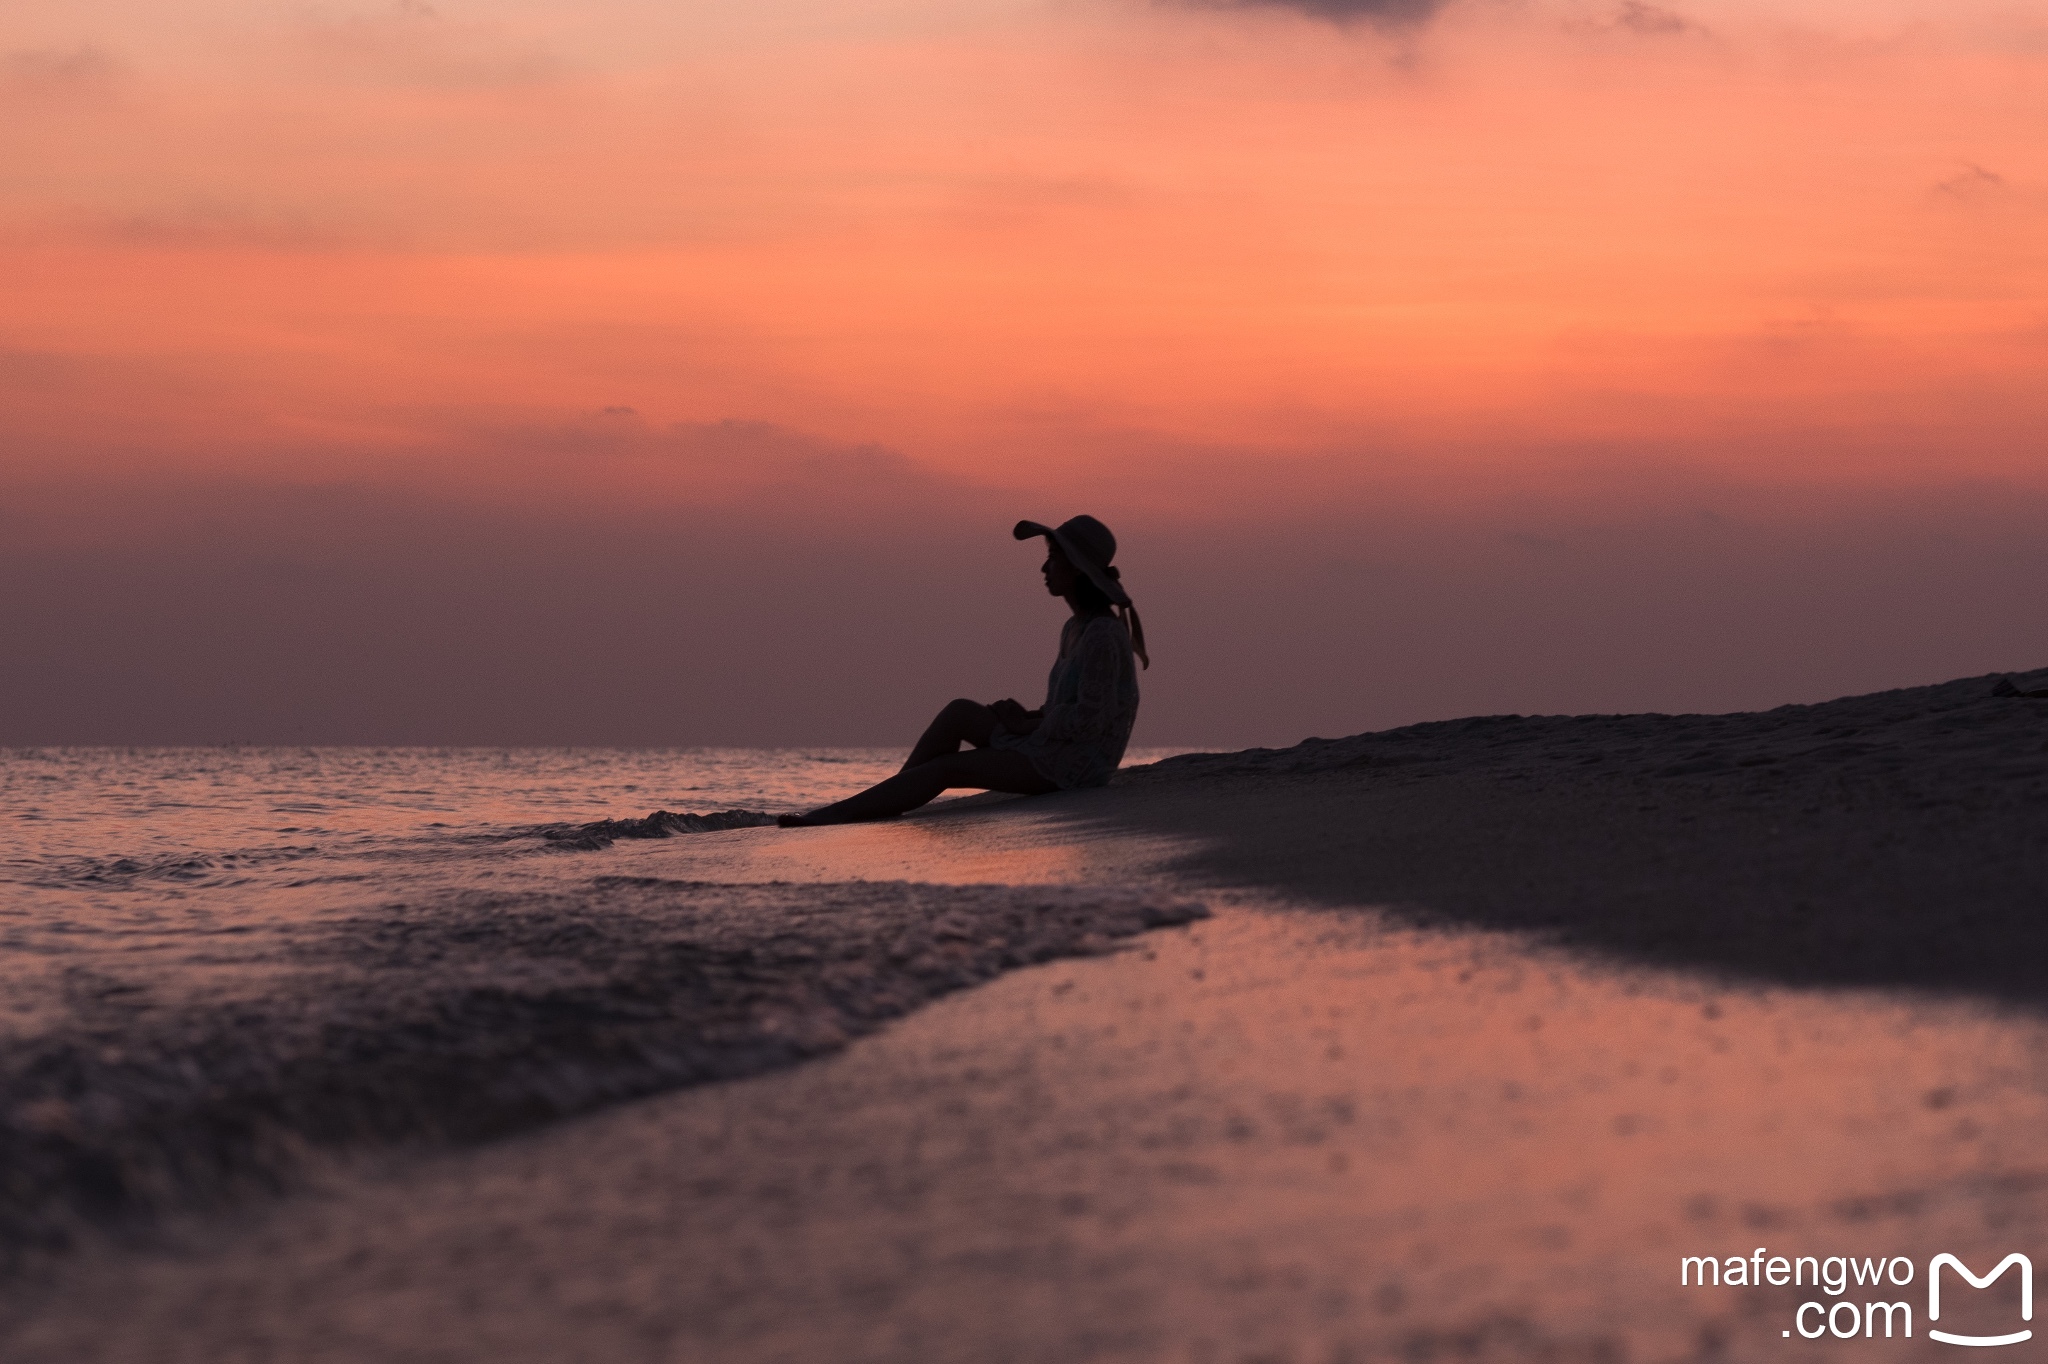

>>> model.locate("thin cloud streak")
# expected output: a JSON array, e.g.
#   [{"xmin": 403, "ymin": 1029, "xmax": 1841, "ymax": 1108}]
[
  {"xmin": 1185, "ymin": 0, "xmax": 1449, "ymax": 26},
  {"xmin": 1612, "ymin": 2, "xmax": 1697, "ymax": 36},
  {"xmin": 0, "ymin": 45, "xmax": 124, "ymax": 95}
]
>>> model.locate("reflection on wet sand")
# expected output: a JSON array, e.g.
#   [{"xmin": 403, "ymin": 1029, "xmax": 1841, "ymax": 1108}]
[{"xmin": 614, "ymin": 791, "xmax": 1187, "ymax": 888}]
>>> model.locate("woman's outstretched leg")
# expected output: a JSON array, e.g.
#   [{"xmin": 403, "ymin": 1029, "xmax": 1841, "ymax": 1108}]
[
  {"xmin": 900, "ymin": 698, "xmax": 999, "ymax": 771},
  {"xmin": 781, "ymin": 749, "xmax": 1055, "ymax": 826}
]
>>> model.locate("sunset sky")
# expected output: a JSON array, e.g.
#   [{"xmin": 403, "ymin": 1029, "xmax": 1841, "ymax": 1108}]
[{"xmin": 4, "ymin": 0, "xmax": 2044, "ymax": 745}]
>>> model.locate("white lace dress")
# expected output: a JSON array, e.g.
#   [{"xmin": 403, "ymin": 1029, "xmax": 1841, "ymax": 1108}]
[{"xmin": 989, "ymin": 613, "xmax": 1141, "ymax": 790}]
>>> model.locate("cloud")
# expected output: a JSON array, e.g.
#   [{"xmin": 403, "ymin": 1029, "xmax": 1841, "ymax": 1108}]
[
  {"xmin": 295, "ymin": 2, "xmax": 564, "ymax": 89},
  {"xmin": 472, "ymin": 417, "xmax": 990, "ymax": 522},
  {"xmin": 81, "ymin": 200, "xmax": 368, "ymax": 250},
  {"xmin": 1932, "ymin": 162, "xmax": 2007, "ymax": 201},
  {"xmin": 1561, "ymin": 3, "xmax": 1703, "ymax": 39},
  {"xmin": 0, "ymin": 347, "xmax": 80, "ymax": 394},
  {"xmin": 1612, "ymin": 2, "xmax": 1696, "ymax": 36},
  {"xmin": 1184, "ymin": 0, "xmax": 1449, "ymax": 29},
  {"xmin": 0, "ymin": 46, "xmax": 124, "ymax": 101}
]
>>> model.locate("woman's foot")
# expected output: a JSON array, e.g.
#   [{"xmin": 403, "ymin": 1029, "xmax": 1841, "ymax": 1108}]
[{"xmin": 780, "ymin": 808, "xmax": 908, "ymax": 827}]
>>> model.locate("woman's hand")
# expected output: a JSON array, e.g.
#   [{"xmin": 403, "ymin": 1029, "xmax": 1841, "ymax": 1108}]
[{"xmin": 990, "ymin": 698, "xmax": 1042, "ymax": 735}]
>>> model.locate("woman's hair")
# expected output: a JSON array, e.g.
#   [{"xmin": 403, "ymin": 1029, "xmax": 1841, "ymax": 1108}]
[{"xmin": 1069, "ymin": 569, "xmax": 1117, "ymax": 613}]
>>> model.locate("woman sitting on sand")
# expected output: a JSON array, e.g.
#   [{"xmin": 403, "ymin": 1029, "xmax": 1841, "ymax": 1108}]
[{"xmin": 779, "ymin": 516, "xmax": 1148, "ymax": 827}]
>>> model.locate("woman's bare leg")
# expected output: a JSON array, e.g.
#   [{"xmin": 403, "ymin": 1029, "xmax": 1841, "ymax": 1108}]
[
  {"xmin": 900, "ymin": 698, "xmax": 1000, "ymax": 771},
  {"xmin": 782, "ymin": 749, "xmax": 1055, "ymax": 826}
]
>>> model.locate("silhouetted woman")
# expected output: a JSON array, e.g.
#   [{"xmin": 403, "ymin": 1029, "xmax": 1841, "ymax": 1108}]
[{"xmin": 779, "ymin": 516, "xmax": 1148, "ymax": 826}]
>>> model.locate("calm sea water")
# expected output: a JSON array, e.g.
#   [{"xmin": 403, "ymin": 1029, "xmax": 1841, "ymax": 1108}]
[
  {"xmin": 1, "ymin": 745, "xmax": 1190, "ymax": 918},
  {"xmin": 0, "ymin": 745, "xmax": 1200, "ymax": 1263},
  {"xmin": 3, "ymin": 746, "xmax": 908, "ymax": 867},
  {"xmin": 0, "ymin": 748, "xmax": 898, "ymax": 961}
]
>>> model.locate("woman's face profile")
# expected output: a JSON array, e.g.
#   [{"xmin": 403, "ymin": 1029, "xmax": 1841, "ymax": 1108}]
[{"xmin": 1042, "ymin": 546, "xmax": 1081, "ymax": 598}]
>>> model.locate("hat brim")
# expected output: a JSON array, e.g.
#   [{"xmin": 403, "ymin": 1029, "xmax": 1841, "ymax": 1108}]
[{"xmin": 1013, "ymin": 520, "xmax": 1131, "ymax": 608}]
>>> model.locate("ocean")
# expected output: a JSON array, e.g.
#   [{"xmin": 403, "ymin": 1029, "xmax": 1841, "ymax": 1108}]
[{"xmin": 0, "ymin": 746, "xmax": 1203, "ymax": 1269}]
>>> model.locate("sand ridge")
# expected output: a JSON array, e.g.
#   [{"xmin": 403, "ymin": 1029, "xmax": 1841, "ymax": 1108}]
[{"xmin": 1105, "ymin": 668, "xmax": 2048, "ymax": 1004}]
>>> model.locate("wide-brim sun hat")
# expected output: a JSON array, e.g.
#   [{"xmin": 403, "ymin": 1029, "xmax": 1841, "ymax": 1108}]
[{"xmin": 1014, "ymin": 515, "xmax": 1149, "ymax": 668}]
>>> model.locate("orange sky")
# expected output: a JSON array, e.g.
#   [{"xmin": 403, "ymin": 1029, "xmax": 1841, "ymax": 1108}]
[
  {"xmin": 3, "ymin": 0, "xmax": 2045, "ymax": 741},
  {"xmin": 7, "ymin": 0, "xmax": 2044, "ymax": 488}
]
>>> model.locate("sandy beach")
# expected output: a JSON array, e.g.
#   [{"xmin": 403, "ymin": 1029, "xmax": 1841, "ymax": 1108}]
[{"xmin": 5, "ymin": 669, "xmax": 2046, "ymax": 1362}]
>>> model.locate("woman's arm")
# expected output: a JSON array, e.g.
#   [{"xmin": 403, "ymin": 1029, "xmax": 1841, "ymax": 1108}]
[{"xmin": 989, "ymin": 698, "xmax": 1042, "ymax": 735}]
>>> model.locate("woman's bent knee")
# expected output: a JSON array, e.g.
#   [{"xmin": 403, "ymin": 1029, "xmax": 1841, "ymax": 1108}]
[{"xmin": 942, "ymin": 698, "xmax": 997, "ymax": 746}]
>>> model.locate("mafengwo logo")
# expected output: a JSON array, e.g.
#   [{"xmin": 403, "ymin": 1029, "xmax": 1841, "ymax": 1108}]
[{"xmin": 1680, "ymin": 1249, "xmax": 2032, "ymax": 1345}]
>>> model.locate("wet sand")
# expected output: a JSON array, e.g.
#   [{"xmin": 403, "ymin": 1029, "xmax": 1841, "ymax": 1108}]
[{"xmin": 5, "ymin": 670, "xmax": 2047, "ymax": 1361}]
